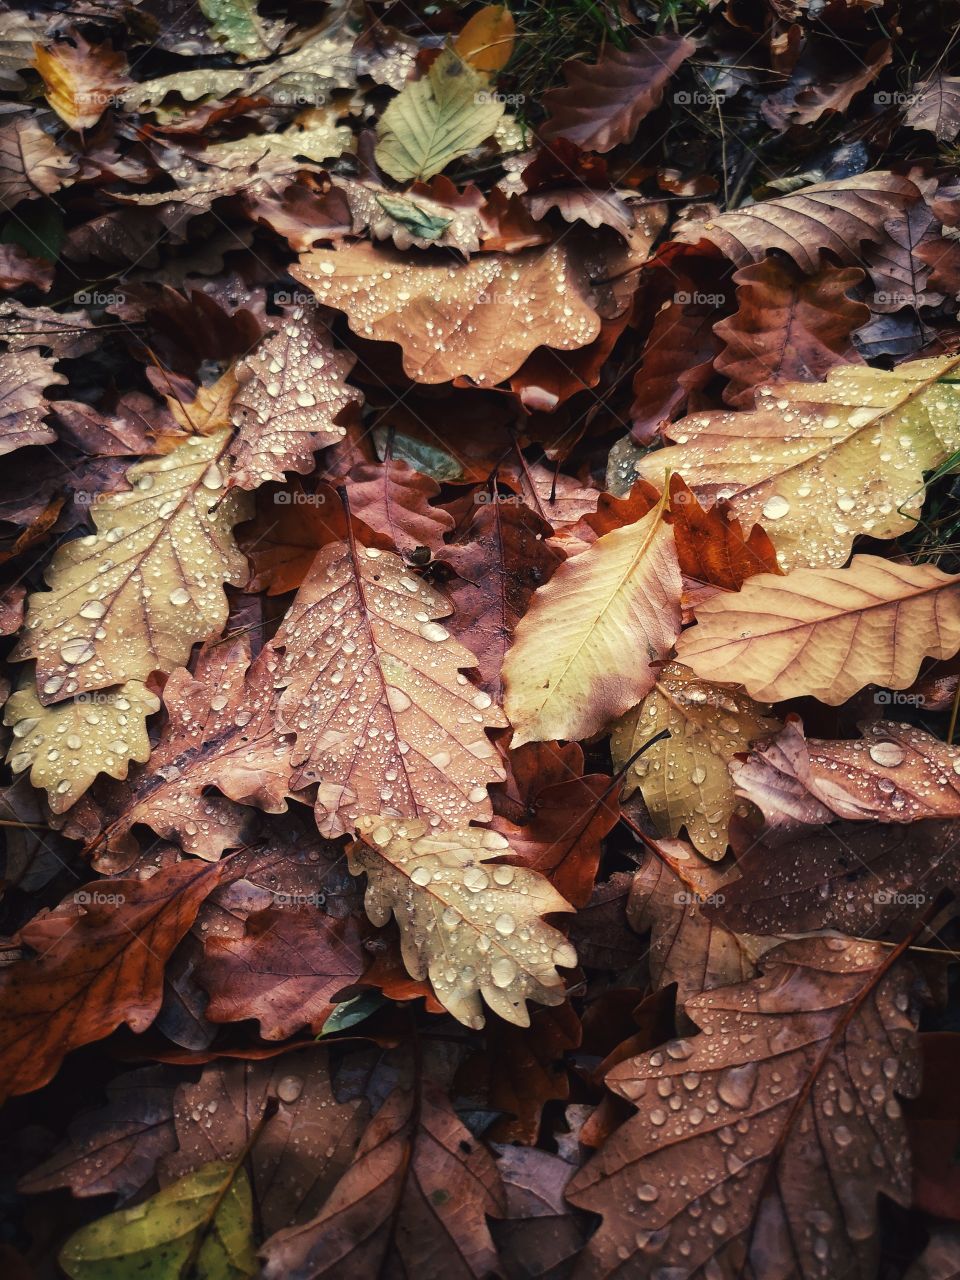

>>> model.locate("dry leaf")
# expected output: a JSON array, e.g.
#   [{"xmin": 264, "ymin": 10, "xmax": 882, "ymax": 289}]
[
  {"xmin": 0, "ymin": 115, "xmax": 76, "ymax": 208},
  {"xmin": 677, "ymin": 553, "xmax": 960, "ymax": 704},
  {"xmin": 34, "ymin": 33, "xmax": 128, "ymax": 130}
]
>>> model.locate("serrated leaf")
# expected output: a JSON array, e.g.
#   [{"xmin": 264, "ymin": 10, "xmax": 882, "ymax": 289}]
[
  {"xmin": 351, "ymin": 817, "xmax": 576, "ymax": 1028},
  {"xmin": 275, "ymin": 539, "xmax": 506, "ymax": 837},
  {"xmin": 0, "ymin": 116, "xmax": 76, "ymax": 209},
  {"xmin": 59, "ymin": 1159, "xmax": 257, "ymax": 1280},
  {"xmin": 374, "ymin": 50, "xmax": 504, "ymax": 183},
  {"xmin": 635, "ymin": 354, "xmax": 960, "ymax": 570},
  {"xmin": 12, "ymin": 431, "xmax": 251, "ymax": 704},
  {"xmin": 677, "ymin": 553, "xmax": 960, "ymax": 704},
  {"xmin": 502, "ymin": 490, "xmax": 682, "ymax": 746},
  {"xmin": 199, "ymin": 0, "xmax": 288, "ymax": 61},
  {"xmin": 612, "ymin": 663, "xmax": 781, "ymax": 859},
  {"xmin": 4, "ymin": 676, "xmax": 159, "ymax": 813}
]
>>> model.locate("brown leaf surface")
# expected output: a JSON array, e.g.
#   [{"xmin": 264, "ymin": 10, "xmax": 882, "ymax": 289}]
[
  {"xmin": 0, "ymin": 859, "xmax": 225, "ymax": 1103},
  {"xmin": 714, "ymin": 260, "xmax": 868, "ymax": 408},
  {"xmin": 345, "ymin": 458, "xmax": 454, "ymax": 559},
  {"xmin": 198, "ymin": 907, "xmax": 366, "ymax": 1038},
  {"xmin": 669, "ymin": 475, "xmax": 782, "ymax": 596},
  {"xmin": 671, "ymin": 173, "xmax": 921, "ymax": 271},
  {"xmin": 0, "ymin": 115, "xmax": 75, "ymax": 208},
  {"xmin": 731, "ymin": 717, "xmax": 960, "ymax": 828},
  {"xmin": 0, "ymin": 348, "xmax": 64, "ymax": 455},
  {"xmin": 34, "ymin": 32, "xmax": 129, "ymax": 130},
  {"xmin": 275, "ymin": 539, "xmax": 506, "ymax": 837},
  {"xmin": 568, "ymin": 936, "xmax": 923, "ymax": 1278},
  {"xmin": 677, "ymin": 554, "xmax": 960, "ymax": 704},
  {"xmin": 261, "ymin": 1083, "xmax": 506, "ymax": 1279},
  {"xmin": 906, "ymin": 75, "xmax": 960, "ymax": 141},
  {"xmin": 292, "ymin": 242, "xmax": 601, "ymax": 385},
  {"xmin": 540, "ymin": 35, "xmax": 696, "ymax": 152}
]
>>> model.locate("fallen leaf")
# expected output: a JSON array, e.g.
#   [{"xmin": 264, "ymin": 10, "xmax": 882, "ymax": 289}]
[
  {"xmin": 453, "ymin": 5, "xmax": 516, "ymax": 74},
  {"xmin": 503, "ymin": 488, "xmax": 682, "ymax": 746},
  {"xmin": 906, "ymin": 75, "xmax": 960, "ymax": 141},
  {"xmin": 345, "ymin": 458, "xmax": 454, "ymax": 558},
  {"xmin": 275, "ymin": 539, "xmax": 506, "ymax": 837},
  {"xmin": 613, "ymin": 662, "xmax": 781, "ymax": 858},
  {"xmin": 540, "ymin": 35, "xmax": 697, "ymax": 152},
  {"xmin": 34, "ymin": 32, "xmax": 129, "ymax": 131},
  {"xmin": 0, "ymin": 348, "xmax": 65, "ymax": 455},
  {"xmin": 292, "ymin": 241, "xmax": 601, "ymax": 386},
  {"xmin": 350, "ymin": 817, "xmax": 576, "ymax": 1028},
  {"xmin": 567, "ymin": 936, "xmax": 922, "ymax": 1278},
  {"xmin": 0, "ymin": 115, "xmax": 76, "ymax": 208},
  {"xmin": 677, "ymin": 554, "xmax": 960, "ymax": 704},
  {"xmin": 669, "ymin": 475, "xmax": 781, "ymax": 595}
]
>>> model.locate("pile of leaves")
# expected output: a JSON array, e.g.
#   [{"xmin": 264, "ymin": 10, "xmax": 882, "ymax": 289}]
[{"xmin": 2, "ymin": 0, "xmax": 960, "ymax": 1275}]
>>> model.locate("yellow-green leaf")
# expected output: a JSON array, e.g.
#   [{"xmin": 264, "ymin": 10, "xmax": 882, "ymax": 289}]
[
  {"xmin": 59, "ymin": 1160, "xmax": 257, "ymax": 1280},
  {"xmin": 375, "ymin": 50, "xmax": 504, "ymax": 182}
]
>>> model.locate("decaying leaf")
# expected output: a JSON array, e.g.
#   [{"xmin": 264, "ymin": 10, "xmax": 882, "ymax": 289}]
[
  {"xmin": 350, "ymin": 817, "xmax": 577, "ymax": 1028},
  {"xmin": 613, "ymin": 663, "xmax": 781, "ymax": 859},
  {"xmin": 503, "ymin": 490, "xmax": 682, "ymax": 746},
  {"xmin": 12, "ymin": 431, "xmax": 251, "ymax": 703},
  {"xmin": 292, "ymin": 241, "xmax": 601, "ymax": 385},
  {"xmin": 636, "ymin": 354, "xmax": 960, "ymax": 569},
  {"xmin": 4, "ymin": 676, "xmax": 160, "ymax": 813},
  {"xmin": 0, "ymin": 115, "xmax": 76, "ymax": 208},
  {"xmin": 34, "ymin": 33, "xmax": 129, "ymax": 131},
  {"xmin": 567, "ymin": 936, "xmax": 923, "ymax": 1278},
  {"xmin": 275, "ymin": 540, "xmax": 506, "ymax": 837},
  {"xmin": 677, "ymin": 554, "xmax": 960, "ymax": 704},
  {"xmin": 0, "ymin": 348, "xmax": 65, "ymax": 455}
]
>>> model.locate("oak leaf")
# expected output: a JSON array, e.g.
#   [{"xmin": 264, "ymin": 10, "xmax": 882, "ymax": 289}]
[
  {"xmin": 732, "ymin": 717, "xmax": 960, "ymax": 828},
  {"xmin": 635, "ymin": 354, "xmax": 960, "ymax": 569},
  {"xmin": 0, "ymin": 115, "xmax": 76, "ymax": 208},
  {"xmin": 540, "ymin": 35, "xmax": 696, "ymax": 152},
  {"xmin": 4, "ymin": 676, "xmax": 160, "ymax": 813},
  {"xmin": 0, "ymin": 859, "xmax": 225, "ymax": 1103},
  {"xmin": 292, "ymin": 241, "xmax": 601, "ymax": 385},
  {"xmin": 676, "ymin": 554, "xmax": 960, "ymax": 704},
  {"xmin": 34, "ymin": 33, "xmax": 129, "ymax": 131},
  {"xmin": 345, "ymin": 458, "xmax": 454, "ymax": 559},
  {"xmin": 199, "ymin": 0, "xmax": 288, "ymax": 61},
  {"xmin": 198, "ymin": 908, "xmax": 366, "ymax": 1038},
  {"xmin": 670, "ymin": 172, "xmax": 921, "ymax": 271},
  {"xmin": 350, "ymin": 817, "xmax": 576, "ymax": 1028},
  {"xmin": 229, "ymin": 309, "xmax": 361, "ymax": 490},
  {"xmin": 12, "ymin": 431, "xmax": 251, "ymax": 703},
  {"xmin": 503, "ymin": 490, "xmax": 682, "ymax": 746},
  {"xmin": 0, "ymin": 348, "xmax": 65, "ymax": 455},
  {"xmin": 567, "ymin": 936, "xmax": 922, "ymax": 1278},
  {"xmin": 669, "ymin": 475, "xmax": 781, "ymax": 597},
  {"xmin": 714, "ymin": 260, "xmax": 868, "ymax": 408},
  {"xmin": 613, "ymin": 663, "xmax": 781, "ymax": 859},
  {"xmin": 906, "ymin": 75, "xmax": 960, "ymax": 141},
  {"xmin": 261, "ymin": 1083, "xmax": 505, "ymax": 1279},
  {"xmin": 275, "ymin": 540, "xmax": 506, "ymax": 837}
]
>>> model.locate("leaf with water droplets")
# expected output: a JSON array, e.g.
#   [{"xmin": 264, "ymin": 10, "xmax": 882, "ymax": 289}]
[
  {"xmin": 59, "ymin": 1158, "xmax": 257, "ymax": 1279},
  {"xmin": 613, "ymin": 663, "xmax": 781, "ymax": 859},
  {"xmin": 12, "ymin": 430, "xmax": 251, "ymax": 704},
  {"xmin": 0, "ymin": 859, "xmax": 226, "ymax": 1104},
  {"xmin": 374, "ymin": 49, "xmax": 504, "ymax": 183},
  {"xmin": 636, "ymin": 353, "xmax": 960, "ymax": 570},
  {"xmin": 503, "ymin": 488, "xmax": 682, "ymax": 746},
  {"xmin": 4, "ymin": 675, "xmax": 159, "ymax": 813},
  {"xmin": 345, "ymin": 458, "xmax": 454, "ymax": 559},
  {"xmin": 199, "ymin": 0, "xmax": 288, "ymax": 61},
  {"xmin": 261, "ymin": 1082, "xmax": 506, "ymax": 1278},
  {"xmin": 0, "ymin": 115, "xmax": 76, "ymax": 209},
  {"xmin": 677, "ymin": 554, "xmax": 960, "ymax": 705},
  {"xmin": 626, "ymin": 835, "xmax": 768, "ymax": 999},
  {"xmin": 65, "ymin": 638, "xmax": 292, "ymax": 871},
  {"xmin": 229, "ymin": 309, "xmax": 362, "ymax": 489},
  {"xmin": 0, "ymin": 348, "xmax": 65, "ymax": 456},
  {"xmin": 274, "ymin": 539, "xmax": 506, "ymax": 837},
  {"xmin": 732, "ymin": 716, "xmax": 960, "ymax": 829},
  {"xmin": 291, "ymin": 240, "xmax": 601, "ymax": 386},
  {"xmin": 350, "ymin": 817, "xmax": 576, "ymax": 1028},
  {"xmin": 34, "ymin": 31, "xmax": 129, "ymax": 131},
  {"xmin": 567, "ymin": 935, "xmax": 922, "ymax": 1279}
]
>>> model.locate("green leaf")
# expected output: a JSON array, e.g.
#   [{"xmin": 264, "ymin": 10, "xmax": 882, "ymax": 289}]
[
  {"xmin": 372, "ymin": 425, "xmax": 463, "ymax": 481},
  {"xmin": 319, "ymin": 990, "xmax": 385, "ymax": 1035},
  {"xmin": 199, "ymin": 0, "xmax": 287, "ymax": 61},
  {"xmin": 375, "ymin": 193, "xmax": 453, "ymax": 241},
  {"xmin": 59, "ymin": 1161, "xmax": 257, "ymax": 1280},
  {"xmin": 374, "ymin": 50, "xmax": 504, "ymax": 182}
]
